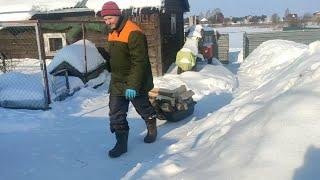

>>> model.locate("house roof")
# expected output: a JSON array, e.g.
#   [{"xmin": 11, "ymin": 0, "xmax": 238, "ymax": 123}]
[
  {"xmin": 85, "ymin": 0, "xmax": 189, "ymax": 13},
  {"xmin": 0, "ymin": 0, "xmax": 190, "ymax": 21},
  {"xmin": 182, "ymin": 0, "xmax": 190, "ymax": 12},
  {"xmin": 314, "ymin": 11, "xmax": 320, "ymax": 15},
  {"xmin": 200, "ymin": 18, "xmax": 208, "ymax": 22},
  {"xmin": 0, "ymin": 0, "xmax": 82, "ymax": 21}
]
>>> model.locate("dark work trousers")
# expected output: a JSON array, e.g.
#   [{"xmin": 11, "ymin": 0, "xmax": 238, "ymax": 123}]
[{"xmin": 109, "ymin": 94, "xmax": 156, "ymax": 133}]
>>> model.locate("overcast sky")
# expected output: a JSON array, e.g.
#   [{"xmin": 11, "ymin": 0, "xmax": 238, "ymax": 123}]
[{"xmin": 187, "ymin": 0, "xmax": 320, "ymax": 17}]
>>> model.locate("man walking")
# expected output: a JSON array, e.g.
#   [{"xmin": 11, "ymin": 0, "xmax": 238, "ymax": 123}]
[{"xmin": 101, "ymin": 1, "xmax": 157, "ymax": 158}]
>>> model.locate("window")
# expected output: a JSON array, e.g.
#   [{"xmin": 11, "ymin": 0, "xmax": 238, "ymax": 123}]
[
  {"xmin": 43, "ymin": 33, "xmax": 67, "ymax": 56},
  {"xmin": 171, "ymin": 14, "xmax": 176, "ymax": 34}
]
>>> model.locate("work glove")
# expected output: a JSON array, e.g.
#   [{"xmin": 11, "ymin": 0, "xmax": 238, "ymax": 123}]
[{"xmin": 125, "ymin": 89, "xmax": 136, "ymax": 100}]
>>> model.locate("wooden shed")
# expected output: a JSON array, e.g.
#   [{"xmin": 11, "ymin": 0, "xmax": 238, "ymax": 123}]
[{"xmin": 0, "ymin": 0, "xmax": 190, "ymax": 76}]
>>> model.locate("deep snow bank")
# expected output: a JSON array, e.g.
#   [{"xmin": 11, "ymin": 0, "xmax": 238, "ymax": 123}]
[{"xmin": 142, "ymin": 40, "xmax": 320, "ymax": 180}]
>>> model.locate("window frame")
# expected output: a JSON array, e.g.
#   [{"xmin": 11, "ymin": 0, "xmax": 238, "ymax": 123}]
[{"xmin": 43, "ymin": 33, "xmax": 67, "ymax": 56}]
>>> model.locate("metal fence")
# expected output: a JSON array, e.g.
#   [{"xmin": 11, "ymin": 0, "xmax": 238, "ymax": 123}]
[
  {"xmin": 0, "ymin": 21, "xmax": 51, "ymax": 109},
  {"xmin": 0, "ymin": 20, "xmax": 108, "ymax": 110},
  {"xmin": 243, "ymin": 29, "xmax": 320, "ymax": 58}
]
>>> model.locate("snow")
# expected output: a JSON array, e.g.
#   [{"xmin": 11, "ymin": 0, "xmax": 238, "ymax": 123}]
[
  {"xmin": 1, "ymin": 32, "xmax": 320, "ymax": 180},
  {"xmin": 0, "ymin": 72, "xmax": 45, "ymax": 108},
  {"xmin": 187, "ymin": 24, "xmax": 204, "ymax": 38},
  {"xmin": 0, "ymin": 53, "xmax": 108, "ymax": 108},
  {"xmin": 48, "ymin": 39, "xmax": 106, "ymax": 74},
  {"xmin": 182, "ymin": 24, "xmax": 217, "ymax": 55},
  {"xmin": 181, "ymin": 39, "xmax": 199, "ymax": 55},
  {"xmin": 0, "ymin": 0, "xmax": 81, "ymax": 21}
]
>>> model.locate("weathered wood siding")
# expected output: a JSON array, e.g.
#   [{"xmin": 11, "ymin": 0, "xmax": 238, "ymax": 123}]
[
  {"xmin": 0, "ymin": 29, "xmax": 38, "ymax": 59},
  {"xmin": 244, "ymin": 29, "xmax": 320, "ymax": 58},
  {"xmin": 131, "ymin": 13, "xmax": 163, "ymax": 76}
]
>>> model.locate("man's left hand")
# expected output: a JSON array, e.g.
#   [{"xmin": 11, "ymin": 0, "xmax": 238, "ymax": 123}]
[{"xmin": 125, "ymin": 89, "xmax": 136, "ymax": 100}]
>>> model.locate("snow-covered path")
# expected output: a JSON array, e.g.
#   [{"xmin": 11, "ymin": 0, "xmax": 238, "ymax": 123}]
[{"xmin": 0, "ymin": 60, "xmax": 237, "ymax": 180}]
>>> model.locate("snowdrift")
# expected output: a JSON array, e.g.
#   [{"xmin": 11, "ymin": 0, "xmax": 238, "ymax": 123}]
[
  {"xmin": 0, "ymin": 72, "xmax": 46, "ymax": 109},
  {"xmin": 142, "ymin": 40, "xmax": 320, "ymax": 180},
  {"xmin": 155, "ymin": 64, "xmax": 238, "ymax": 100}
]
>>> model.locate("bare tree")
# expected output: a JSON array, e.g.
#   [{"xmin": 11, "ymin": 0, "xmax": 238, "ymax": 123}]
[
  {"xmin": 271, "ymin": 13, "xmax": 280, "ymax": 24},
  {"xmin": 302, "ymin": 13, "xmax": 313, "ymax": 21},
  {"xmin": 213, "ymin": 8, "xmax": 222, "ymax": 15},
  {"xmin": 199, "ymin": 12, "xmax": 205, "ymax": 19},
  {"xmin": 284, "ymin": 8, "xmax": 290, "ymax": 19}
]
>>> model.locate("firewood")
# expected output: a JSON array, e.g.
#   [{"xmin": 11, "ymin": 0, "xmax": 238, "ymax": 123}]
[
  {"xmin": 160, "ymin": 102, "xmax": 175, "ymax": 112},
  {"xmin": 179, "ymin": 90, "xmax": 195, "ymax": 101}
]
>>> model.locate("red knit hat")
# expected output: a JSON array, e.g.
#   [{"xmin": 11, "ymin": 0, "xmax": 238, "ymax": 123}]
[{"xmin": 101, "ymin": 1, "xmax": 121, "ymax": 16}]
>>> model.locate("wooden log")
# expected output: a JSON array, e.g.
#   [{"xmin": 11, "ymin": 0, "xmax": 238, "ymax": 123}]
[
  {"xmin": 156, "ymin": 95, "xmax": 176, "ymax": 106},
  {"xmin": 160, "ymin": 102, "xmax": 175, "ymax": 113},
  {"xmin": 179, "ymin": 90, "xmax": 195, "ymax": 101},
  {"xmin": 148, "ymin": 90, "xmax": 158, "ymax": 98},
  {"xmin": 176, "ymin": 102, "xmax": 188, "ymax": 111}
]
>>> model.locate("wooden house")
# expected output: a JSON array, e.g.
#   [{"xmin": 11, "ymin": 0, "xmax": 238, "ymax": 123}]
[
  {"xmin": 285, "ymin": 13, "xmax": 298, "ymax": 22},
  {"xmin": 314, "ymin": 11, "xmax": 320, "ymax": 19}
]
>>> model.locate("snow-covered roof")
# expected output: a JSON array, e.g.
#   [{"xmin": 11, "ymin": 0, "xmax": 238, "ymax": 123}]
[
  {"xmin": 48, "ymin": 39, "xmax": 105, "ymax": 74},
  {"xmin": 0, "ymin": 0, "xmax": 82, "ymax": 21},
  {"xmin": 200, "ymin": 18, "xmax": 208, "ymax": 22},
  {"xmin": 86, "ymin": 0, "xmax": 190, "ymax": 14},
  {"xmin": 85, "ymin": 0, "xmax": 165, "ymax": 13},
  {"xmin": 0, "ymin": 0, "xmax": 189, "ymax": 21}
]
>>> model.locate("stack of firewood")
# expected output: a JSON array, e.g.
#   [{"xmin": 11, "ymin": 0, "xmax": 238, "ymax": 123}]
[{"xmin": 149, "ymin": 85, "xmax": 195, "ymax": 114}]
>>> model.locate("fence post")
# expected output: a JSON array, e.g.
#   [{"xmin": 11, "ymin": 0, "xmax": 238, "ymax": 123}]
[
  {"xmin": 0, "ymin": 53, "xmax": 6, "ymax": 73},
  {"xmin": 35, "ymin": 21, "xmax": 51, "ymax": 108},
  {"xmin": 82, "ymin": 23, "xmax": 88, "ymax": 82},
  {"xmin": 243, "ymin": 32, "xmax": 249, "ymax": 59}
]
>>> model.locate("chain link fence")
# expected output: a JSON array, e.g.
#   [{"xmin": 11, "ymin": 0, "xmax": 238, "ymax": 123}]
[
  {"xmin": 0, "ymin": 21, "xmax": 51, "ymax": 109},
  {"xmin": 0, "ymin": 20, "xmax": 109, "ymax": 110}
]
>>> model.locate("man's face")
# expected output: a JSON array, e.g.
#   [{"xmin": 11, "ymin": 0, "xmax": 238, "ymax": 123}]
[{"xmin": 103, "ymin": 16, "xmax": 120, "ymax": 30}]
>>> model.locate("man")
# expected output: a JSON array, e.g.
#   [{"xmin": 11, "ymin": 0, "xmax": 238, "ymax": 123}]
[{"xmin": 101, "ymin": 1, "xmax": 157, "ymax": 158}]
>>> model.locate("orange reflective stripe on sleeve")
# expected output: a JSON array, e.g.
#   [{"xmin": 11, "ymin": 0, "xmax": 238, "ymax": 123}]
[{"xmin": 108, "ymin": 20, "xmax": 142, "ymax": 43}]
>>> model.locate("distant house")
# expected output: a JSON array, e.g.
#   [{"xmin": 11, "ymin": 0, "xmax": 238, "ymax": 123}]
[
  {"xmin": 200, "ymin": 18, "xmax": 208, "ymax": 24},
  {"xmin": 314, "ymin": 11, "xmax": 320, "ymax": 18},
  {"xmin": 285, "ymin": 13, "xmax": 298, "ymax": 22},
  {"xmin": 0, "ymin": 0, "xmax": 190, "ymax": 76}
]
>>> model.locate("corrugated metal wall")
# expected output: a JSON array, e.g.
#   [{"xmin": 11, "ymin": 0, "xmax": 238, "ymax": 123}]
[
  {"xmin": 217, "ymin": 33, "xmax": 229, "ymax": 63},
  {"xmin": 244, "ymin": 29, "xmax": 320, "ymax": 58}
]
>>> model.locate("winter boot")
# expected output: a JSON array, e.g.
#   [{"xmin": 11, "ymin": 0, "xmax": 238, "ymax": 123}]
[
  {"xmin": 108, "ymin": 130, "xmax": 128, "ymax": 158},
  {"xmin": 144, "ymin": 117, "xmax": 157, "ymax": 143}
]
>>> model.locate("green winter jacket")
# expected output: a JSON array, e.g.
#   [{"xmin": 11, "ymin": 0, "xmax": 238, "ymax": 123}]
[{"xmin": 107, "ymin": 16, "xmax": 154, "ymax": 96}]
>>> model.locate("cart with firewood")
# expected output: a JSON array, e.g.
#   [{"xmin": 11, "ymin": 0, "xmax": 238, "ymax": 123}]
[{"xmin": 148, "ymin": 85, "xmax": 196, "ymax": 122}]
